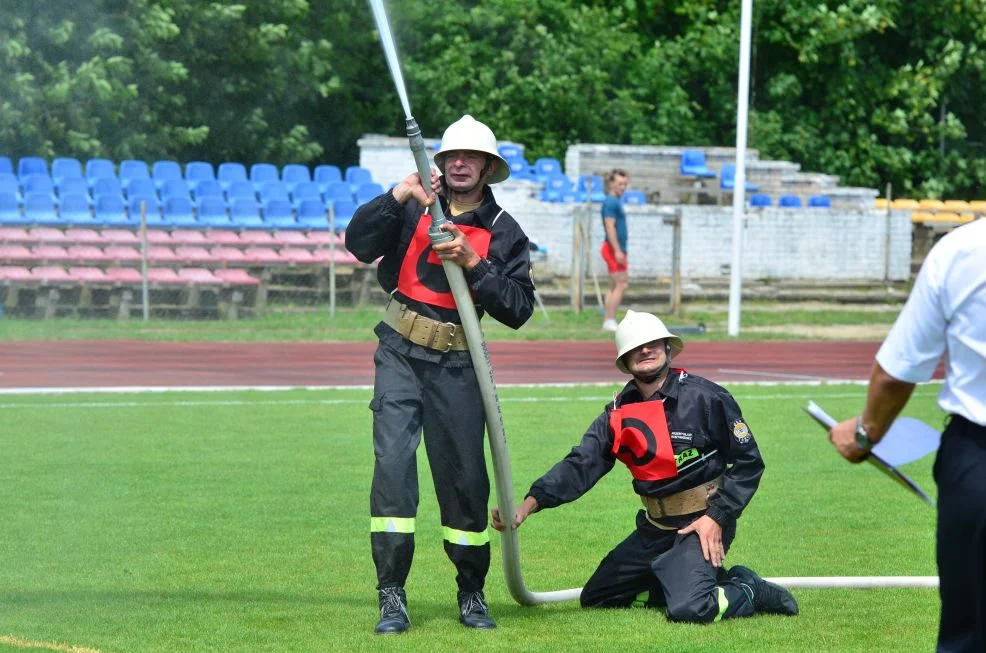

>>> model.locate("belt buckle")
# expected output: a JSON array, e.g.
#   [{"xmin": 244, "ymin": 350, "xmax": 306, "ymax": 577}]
[{"xmin": 441, "ymin": 323, "xmax": 457, "ymax": 353}]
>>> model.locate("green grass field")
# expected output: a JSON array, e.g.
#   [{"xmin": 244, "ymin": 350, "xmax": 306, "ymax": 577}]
[{"xmin": 0, "ymin": 382, "xmax": 943, "ymax": 652}]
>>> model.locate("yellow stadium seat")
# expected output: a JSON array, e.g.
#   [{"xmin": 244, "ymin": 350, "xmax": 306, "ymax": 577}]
[
  {"xmin": 943, "ymin": 200, "xmax": 970, "ymax": 211},
  {"xmin": 968, "ymin": 201, "xmax": 986, "ymax": 213},
  {"xmin": 924, "ymin": 212, "xmax": 968, "ymax": 224},
  {"xmin": 892, "ymin": 199, "xmax": 921, "ymax": 210},
  {"xmin": 918, "ymin": 199, "xmax": 946, "ymax": 210},
  {"xmin": 910, "ymin": 211, "xmax": 935, "ymax": 223},
  {"xmin": 874, "ymin": 198, "xmax": 889, "ymax": 209}
]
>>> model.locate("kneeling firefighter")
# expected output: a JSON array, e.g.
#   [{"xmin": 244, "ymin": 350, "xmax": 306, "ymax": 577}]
[{"xmin": 493, "ymin": 310, "xmax": 798, "ymax": 622}]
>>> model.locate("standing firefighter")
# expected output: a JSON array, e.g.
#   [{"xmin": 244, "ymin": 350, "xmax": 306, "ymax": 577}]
[
  {"xmin": 345, "ymin": 115, "xmax": 535, "ymax": 634},
  {"xmin": 493, "ymin": 310, "xmax": 798, "ymax": 622}
]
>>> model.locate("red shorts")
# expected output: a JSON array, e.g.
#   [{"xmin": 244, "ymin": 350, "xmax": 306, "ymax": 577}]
[{"xmin": 600, "ymin": 242, "xmax": 628, "ymax": 273}]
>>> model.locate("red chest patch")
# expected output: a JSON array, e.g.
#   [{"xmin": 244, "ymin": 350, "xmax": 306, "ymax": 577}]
[
  {"xmin": 609, "ymin": 401, "xmax": 678, "ymax": 481},
  {"xmin": 396, "ymin": 215, "xmax": 492, "ymax": 309}
]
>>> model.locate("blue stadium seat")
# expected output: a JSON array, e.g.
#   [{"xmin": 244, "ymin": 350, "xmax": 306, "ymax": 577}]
[
  {"xmin": 152, "ymin": 160, "xmax": 182, "ymax": 190},
  {"xmin": 18, "ymin": 156, "xmax": 48, "ymax": 179},
  {"xmin": 58, "ymin": 193, "xmax": 93, "ymax": 225},
  {"xmin": 808, "ymin": 194, "xmax": 831, "ymax": 208},
  {"xmin": 94, "ymin": 194, "xmax": 131, "ymax": 226},
  {"xmin": 577, "ymin": 175, "xmax": 606, "ymax": 202},
  {"xmin": 218, "ymin": 162, "xmax": 248, "ymax": 190},
  {"xmin": 57, "ymin": 177, "xmax": 92, "ymax": 206},
  {"xmin": 129, "ymin": 195, "xmax": 163, "ymax": 226},
  {"xmin": 540, "ymin": 174, "xmax": 573, "ymax": 202},
  {"xmin": 262, "ymin": 198, "xmax": 300, "ymax": 230},
  {"xmin": 295, "ymin": 199, "xmax": 328, "ymax": 230},
  {"xmin": 281, "ymin": 164, "xmax": 311, "ymax": 192},
  {"xmin": 192, "ymin": 179, "xmax": 224, "ymax": 204},
  {"xmin": 498, "ymin": 144, "xmax": 523, "ymax": 160},
  {"xmin": 314, "ymin": 164, "xmax": 342, "ymax": 190},
  {"xmin": 229, "ymin": 197, "xmax": 264, "ymax": 229},
  {"xmin": 24, "ymin": 193, "xmax": 58, "ymax": 225},
  {"xmin": 291, "ymin": 181, "xmax": 322, "ymax": 206},
  {"xmin": 331, "ymin": 199, "xmax": 358, "ymax": 230},
  {"xmin": 0, "ymin": 156, "xmax": 12, "ymax": 175},
  {"xmin": 196, "ymin": 196, "xmax": 232, "ymax": 228},
  {"xmin": 185, "ymin": 161, "xmax": 216, "ymax": 190},
  {"xmin": 355, "ymin": 182, "xmax": 384, "ymax": 205},
  {"xmin": 0, "ymin": 191, "xmax": 26, "ymax": 224},
  {"xmin": 680, "ymin": 150, "xmax": 716, "ymax": 178},
  {"xmin": 621, "ymin": 190, "xmax": 647, "ymax": 206},
  {"xmin": 719, "ymin": 164, "xmax": 759, "ymax": 192},
  {"xmin": 91, "ymin": 177, "xmax": 124, "ymax": 202},
  {"xmin": 225, "ymin": 180, "xmax": 256, "ymax": 202},
  {"xmin": 125, "ymin": 178, "xmax": 158, "ymax": 200},
  {"xmin": 323, "ymin": 181, "xmax": 354, "ymax": 204},
  {"xmin": 259, "ymin": 181, "xmax": 290, "ymax": 204},
  {"xmin": 559, "ymin": 190, "xmax": 579, "ymax": 203},
  {"xmin": 0, "ymin": 174, "xmax": 23, "ymax": 204},
  {"xmin": 21, "ymin": 175, "xmax": 55, "ymax": 199},
  {"xmin": 749, "ymin": 193, "xmax": 772, "ymax": 207},
  {"xmin": 119, "ymin": 160, "xmax": 151, "ymax": 183},
  {"xmin": 534, "ymin": 157, "xmax": 562, "ymax": 181},
  {"xmin": 778, "ymin": 195, "xmax": 802, "ymax": 208},
  {"xmin": 162, "ymin": 195, "xmax": 199, "ymax": 227},
  {"xmin": 52, "ymin": 157, "xmax": 83, "ymax": 185},
  {"xmin": 345, "ymin": 166, "xmax": 373, "ymax": 193},
  {"xmin": 160, "ymin": 179, "xmax": 192, "ymax": 200},
  {"xmin": 250, "ymin": 163, "xmax": 279, "ymax": 192},
  {"xmin": 85, "ymin": 158, "xmax": 116, "ymax": 184}
]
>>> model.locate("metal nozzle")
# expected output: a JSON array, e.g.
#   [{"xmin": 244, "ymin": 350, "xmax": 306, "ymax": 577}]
[{"xmin": 405, "ymin": 116, "xmax": 451, "ymax": 241}]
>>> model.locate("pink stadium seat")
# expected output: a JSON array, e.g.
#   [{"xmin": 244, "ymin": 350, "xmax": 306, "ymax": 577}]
[
  {"xmin": 145, "ymin": 230, "xmax": 174, "ymax": 245},
  {"xmin": 0, "ymin": 265, "xmax": 33, "ymax": 281},
  {"xmin": 207, "ymin": 230, "xmax": 243, "ymax": 247},
  {"xmin": 147, "ymin": 246, "xmax": 180, "ymax": 263},
  {"xmin": 0, "ymin": 245, "xmax": 38, "ymax": 264},
  {"xmin": 103, "ymin": 246, "xmax": 142, "ymax": 264},
  {"xmin": 209, "ymin": 246, "xmax": 248, "ymax": 264},
  {"xmin": 28, "ymin": 227, "xmax": 70, "ymax": 244},
  {"xmin": 311, "ymin": 249, "xmax": 360, "ymax": 265},
  {"xmin": 243, "ymin": 247, "xmax": 284, "ymax": 265},
  {"xmin": 174, "ymin": 246, "xmax": 214, "ymax": 264},
  {"xmin": 213, "ymin": 268, "xmax": 260, "ymax": 285},
  {"xmin": 177, "ymin": 268, "xmax": 223, "ymax": 285},
  {"xmin": 31, "ymin": 266, "xmax": 73, "ymax": 283},
  {"xmin": 238, "ymin": 231, "xmax": 278, "ymax": 246},
  {"xmin": 280, "ymin": 248, "xmax": 317, "ymax": 265},
  {"xmin": 147, "ymin": 267, "xmax": 183, "ymax": 284},
  {"xmin": 32, "ymin": 245, "xmax": 74, "ymax": 263},
  {"xmin": 0, "ymin": 228, "xmax": 31, "ymax": 244},
  {"xmin": 105, "ymin": 267, "xmax": 143, "ymax": 283},
  {"xmin": 273, "ymin": 231, "xmax": 311, "ymax": 247},
  {"xmin": 170, "ymin": 229, "xmax": 208, "ymax": 245},
  {"xmin": 68, "ymin": 266, "xmax": 111, "ymax": 283},
  {"xmin": 64, "ymin": 228, "xmax": 107, "ymax": 245},
  {"xmin": 66, "ymin": 245, "xmax": 111, "ymax": 263},
  {"xmin": 304, "ymin": 232, "xmax": 341, "ymax": 247}
]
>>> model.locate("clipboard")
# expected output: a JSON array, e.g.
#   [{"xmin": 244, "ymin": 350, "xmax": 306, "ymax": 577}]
[{"xmin": 803, "ymin": 401, "xmax": 934, "ymax": 506}]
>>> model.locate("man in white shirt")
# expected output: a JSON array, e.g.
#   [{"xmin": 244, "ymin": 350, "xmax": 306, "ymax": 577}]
[{"xmin": 829, "ymin": 218, "xmax": 986, "ymax": 653}]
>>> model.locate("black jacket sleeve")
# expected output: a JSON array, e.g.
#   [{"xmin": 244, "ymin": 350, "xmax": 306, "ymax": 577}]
[
  {"xmin": 526, "ymin": 411, "xmax": 617, "ymax": 510},
  {"xmin": 464, "ymin": 220, "xmax": 534, "ymax": 330},
  {"xmin": 344, "ymin": 191, "xmax": 405, "ymax": 264},
  {"xmin": 703, "ymin": 390, "xmax": 764, "ymax": 528}
]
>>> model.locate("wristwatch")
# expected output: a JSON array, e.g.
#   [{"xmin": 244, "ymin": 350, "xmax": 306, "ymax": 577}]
[{"xmin": 854, "ymin": 416, "xmax": 874, "ymax": 451}]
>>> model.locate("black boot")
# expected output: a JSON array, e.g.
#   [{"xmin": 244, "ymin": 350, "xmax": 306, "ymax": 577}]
[
  {"xmin": 374, "ymin": 587, "xmax": 411, "ymax": 634},
  {"xmin": 729, "ymin": 565, "xmax": 799, "ymax": 616},
  {"xmin": 457, "ymin": 590, "xmax": 497, "ymax": 629}
]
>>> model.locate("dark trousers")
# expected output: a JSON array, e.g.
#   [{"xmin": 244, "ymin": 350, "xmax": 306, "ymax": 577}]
[
  {"xmin": 934, "ymin": 415, "xmax": 986, "ymax": 653},
  {"xmin": 580, "ymin": 510, "xmax": 754, "ymax": 622},
  {"xmin": 368, "ymin": 342, "xmax": 490, "ymax": 593}
]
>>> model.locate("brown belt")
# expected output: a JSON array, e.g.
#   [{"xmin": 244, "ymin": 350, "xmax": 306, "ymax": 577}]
[
  {"xmin": 383, "ymin": 299, "xmax": 469, "ymax": 352},
  {"xmin": 642, "ymin": 476, "xmax": 722, "ymax": 523}
]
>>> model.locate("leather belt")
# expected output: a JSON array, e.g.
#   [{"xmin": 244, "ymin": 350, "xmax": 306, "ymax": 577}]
[
  {"xmin": 642, "ymin": 475, "xmax": 722, "ymax": 523},
  {"xmin": 383, "ymin": 299, "xmax": 469, "ymax": 352}
]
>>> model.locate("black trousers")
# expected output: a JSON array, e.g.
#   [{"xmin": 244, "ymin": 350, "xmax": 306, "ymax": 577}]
[
  {"xmin": 934, "ymin": 414, "xmax": 986, "ymax": 653},
  {"xmin": 580, "ymin": 510, "xmax": 754, "ymax": 622},
  {"xmin": 368, "ymin": 342, "xmax": 490, "ymax": 593}
]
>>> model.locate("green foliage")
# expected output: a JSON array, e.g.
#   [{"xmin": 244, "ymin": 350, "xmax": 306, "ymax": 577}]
[{"xmin": 1, "ymin": 0, "xmax": 985, "ymax": 196}]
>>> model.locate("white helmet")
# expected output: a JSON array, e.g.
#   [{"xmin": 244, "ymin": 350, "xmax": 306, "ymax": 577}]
[
  {"xmin": 614, "ymin": 309, "xmax": 684, "ymax": 374},
  {"xmin": 433, "ymin": 115, "xmax": 510, "ymax": 184}
]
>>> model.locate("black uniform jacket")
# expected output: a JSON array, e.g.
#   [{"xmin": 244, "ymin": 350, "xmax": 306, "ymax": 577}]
[
  {"xmin": 345, "ymin": 187, "xmax": 535, "ymax": 330},
  {"xmin": 527, "ymin": 370, "xmax": 765, "ymax": 528}
]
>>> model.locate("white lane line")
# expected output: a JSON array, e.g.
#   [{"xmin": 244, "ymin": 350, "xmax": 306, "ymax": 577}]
[{"xmin": 718, "ymin": 368, "xmax": 841, "ymax": 381}]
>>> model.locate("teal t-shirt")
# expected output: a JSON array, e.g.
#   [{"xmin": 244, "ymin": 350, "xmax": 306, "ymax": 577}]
[{"xmin": 601, "ymin": 196, "xmax": 627, "ymax": 252}]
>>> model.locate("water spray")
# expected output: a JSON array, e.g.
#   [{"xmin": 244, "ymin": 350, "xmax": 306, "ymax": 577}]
[{"xmin": 367, "ymin": 0, "xmax": 580, "ymax": 605}]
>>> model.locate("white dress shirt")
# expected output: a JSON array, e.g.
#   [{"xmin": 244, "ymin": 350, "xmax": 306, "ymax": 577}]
[{"xmin": 876, "ymin": 218, "xmax": 986, "ymax": 426}]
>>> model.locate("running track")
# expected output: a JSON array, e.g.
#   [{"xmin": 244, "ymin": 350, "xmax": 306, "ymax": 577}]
[{"xmin": 0, "ymin": 340, "xmax": 912, "ymax": 390}]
